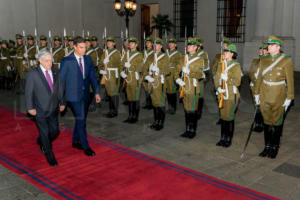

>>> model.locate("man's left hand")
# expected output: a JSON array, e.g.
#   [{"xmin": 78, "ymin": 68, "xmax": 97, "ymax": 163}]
[
  {"xmin": 60, "ymin": 105, "xmax": 66, "ymax": 112},
  {"xmin": 95, "ymin": 94, "xmax": 101, "ymax": 103}
]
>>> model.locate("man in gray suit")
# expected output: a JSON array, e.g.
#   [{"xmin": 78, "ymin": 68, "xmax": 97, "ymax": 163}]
[{"xmin": 25, "ymin": 50, "xmax": 65, "ymax": 166}]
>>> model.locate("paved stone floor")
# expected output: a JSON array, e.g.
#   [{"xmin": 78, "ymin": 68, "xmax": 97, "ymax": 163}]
[{"xmin": 0, "ymin": 73, "xmax": 299, "ymax": 200}]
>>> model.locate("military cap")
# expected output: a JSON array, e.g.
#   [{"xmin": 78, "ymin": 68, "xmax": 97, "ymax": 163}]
[
  {"xmin": 16, "ymin": 34, "xmax": 23, "ymax": 39},
  {"xmin": 187, "ymin": 37, "xmax": 199, "ymax": 46},
  {"xmin": 53, "ymin": 36, "xmax": 62, "ymax": 41},
  {"xmin": 9, "ymin": 40, "xmax": 15, "ymax": 44},
  {"xmin": 262, "ymin": 43, "xmax": 268, "ymax": 50},
  {"xmin": 40, "ymin": 35, "xmax": 47, "ymax": 41},
  {"xmin": 155, "ymin": 37, "xmax": 164, "ymax": 45},
  {"xmin": 1, "ymin": 40, "xmax": 8, "ymax": 45},
  {"xmin": 194, "ymin": 36, "xmax": 203, "ymax": 44},
  {"xmin": 68, "ymin": 36, "xmax": 74, "ymax": 41},
  {"xmin": 91, "ymin": 36, "xmax": 98, "ymax": 41},
  {"xmin": 168, "ymin": 38, "xmax": 177, "ymax": 44},
  {"xmin": 128, "ymin": 36, "xmax": 139, "ymax": 44},
  {"xmin": 84, "ymin": 36, "xmax": 91, "ymax": 41},
  {"xmin": 145, "ymin": 37, "xmax": 153, "ymax": 42},
  {"xmin": 27, "ymin": 35, "xmax": 34, "ymax": 40},
  {"xmin": 267, "ymin": 35, "xmax": 283, "ymax": 46},
  {"xmin": 64, "ymin": 36, "xmax": 69, "ymax": 41},
  {"xmin": 223, "ymin": 37, "xmax": 231, "ymax": 45},
  {"xmin": 224, "ymin": 44, "xmax": 237, "ymax": 53},
  {"xmin": 106, "ymin": 36, "xmax": 116, "ymax": 42}
]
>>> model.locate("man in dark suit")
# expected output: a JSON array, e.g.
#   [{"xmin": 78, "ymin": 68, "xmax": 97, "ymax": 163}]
[
  {"xmin": 25, "ymin": 50, "xmax": 65, "ymax": 166},
  {"xmin": 59, "ymin": 37, "xmax": 101, "ymax": 156}
]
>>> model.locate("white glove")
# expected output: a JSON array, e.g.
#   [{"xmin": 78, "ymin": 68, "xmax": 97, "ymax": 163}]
[
  {"xmin": 120, "ymin": 71, "xmax": 127, "ymax": 79},
  {"xmin": 35, "ymin": 54, "xmax": 38, "ymax": 59},
  {"xmin": 182, "ymin": 66, "xmax": 190, "ymax": 74},
  {"xmin": 99, "ymin": 70, "xmax": 107, "ymax": 75},
  {"xmin": 254, "ymin": 95, "xmax": 260, "ymax": 105},
  {"xmin": 221, "ymin": 73, "xmax": 228, "ymax": 81},
  {"xmin": 23, "ymin": 53, "xmax": 28, "ymax": 58},
  {"xmin": 249, "ymin": 82, "xmax": 254, "ymax": 87},
  {"xmin": 176, "ymin": 78, "xmax": 182, "ymax": 85},
  {"xmin": 160, "ymin": 75, "xmax": 164, "ymax": 84},
  {"xmin": 7, "ymin": 66, "xmax": 11, "ymax": 71},
  {"xmin": 22, "ymin": 60, "xmax": 26, "ymax": 65},
  {"xmin": 135, "ymin": 72, "xmax": 139, "ymax": 80},
  {"xmin": 178, "ymin": 80, "xmax": 185, "ymax": 87},
  {"xmin": 217, "ymin": 87, "xmax": 225, "ymax": 94},
  {"xmin": 282, "ymin": 99, "xmax": 291, "ymax": 112},
  {"xmin": 145, "ymin": 75, "xmax": 154, "ymax": 83},
  {"xmin": 103, "ymin": 57, "xmax": 109, "ymax": 65},
  {"xmin": 153, "ymin": 65, "xmax": 159, "ymax": 75},
  {"xmin": 125, "ymin": 62, "xmax": 131, "ymax": 68},
  {"xmin": 193, "ymin": 78, "xmax": 197, "ymax": 87}
]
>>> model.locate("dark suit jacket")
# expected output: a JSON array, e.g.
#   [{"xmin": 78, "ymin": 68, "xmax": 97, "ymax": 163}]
[
  {"xmin": 25, "ymin": 66, "xmax": 65, "ymax": 117},
  {"xmin": 59, "ymin": 53, "xmax": 99, "ymax": 102}
]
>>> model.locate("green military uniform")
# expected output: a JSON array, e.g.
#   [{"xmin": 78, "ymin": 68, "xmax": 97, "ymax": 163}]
[
  {"xmin": 212, "ymin": 37, "xmax": 231, "ymax": 77},
  {"xmin": 52, "ymin": 36, "xmax": 65, "ymax": 70},
  {"xmin": 0, "ymin": 41, "xmax": 13, "ymax": 89},
  {"xmin": 254, "ymin": 35, "xmax": 294, "ymax": 159},
  {"xmin": 15, "ymin": 34, "xmax": 26, "ymax": 93},
  {"xmin": 85, "ymin": 36, "xmax": 98, "ymax": 67},
  {"xmin": 91, "ymin": 36, "xmax": 104, "ymax": 74},
  {"xmin": 8, "ymin": 40, "xmax": 17, "ymax": 89},
  {"xmin": 120, "ymin": 37, "xmax": 144, "ymax": 123},
  {"xmin": 39, "ymin": 35, "xmax": 48, "ymax": 52},
  {"xmin": 142, "ymin": 37, "xmax": 154, "ymax": 109},
  {"xmin": 24, "ymin": 35, "xmax": 37, "ymax": 71},
  {"xmin": 175, "ymin": 38, "xmax": 205, "ymax": 138},
  {"xmin": 65, "ymin": 36, "xmax": 74, "ymax": 57},
  {"xmin": 166, "ymin": 38, "xmax": 182, "ymax": 115},
  {"xmin": 214, "ymin": 44, "xmax": 242, "ymax": 147},
  {"xmin": 144, "ymin": 37, "xmax": 170, "ymax": 131},
  {"xmin": 99, "ymin": 36, "xmax": 122, "ymax": 118}
]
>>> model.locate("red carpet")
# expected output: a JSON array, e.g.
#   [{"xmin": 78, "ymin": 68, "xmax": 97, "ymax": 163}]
[{"xmin": 0, "ymin": 105, "xmax": 278, "ymax": 200}]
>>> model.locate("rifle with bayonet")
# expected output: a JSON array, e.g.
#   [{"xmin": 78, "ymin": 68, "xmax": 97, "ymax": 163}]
[
  {"xmin": 179, "ymin": 26, "xmax": 187, "ymax": 98},
  {"xmin": 100, "ymin": 27, "xmax": 108, "ymax": 85}
]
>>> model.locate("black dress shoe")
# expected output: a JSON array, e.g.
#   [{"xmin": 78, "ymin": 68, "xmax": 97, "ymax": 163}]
[
  {"xmin": 45, "ymin": 152, "xmax": 58, "ymax": 166},
  {"xmin": 84, "ymin": 148, "xmax": 96, "ymax": 156},
  {"xmin": 72, "ymin": 143, "xmax": 84, "ymax": 150}
]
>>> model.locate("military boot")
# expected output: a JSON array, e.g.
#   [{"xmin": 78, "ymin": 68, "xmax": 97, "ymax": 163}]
[
  {"xmin": 216, "ymin": 119, "xmax": 226, "ymax": 146},
  {"xmin": 259, "ymin": 124, "xmax": 272, "ymax": 157}
]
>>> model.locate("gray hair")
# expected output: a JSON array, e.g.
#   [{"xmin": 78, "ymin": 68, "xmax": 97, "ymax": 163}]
[{"xmin": 37, "ymin": 49, "xmax": 52, "ymax": 61}]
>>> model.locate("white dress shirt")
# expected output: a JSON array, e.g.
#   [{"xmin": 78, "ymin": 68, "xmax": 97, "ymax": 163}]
[
  {"xmin": 40, "ymin": 65, "xmax": 53, "ymax": 83},
  {"xmin": 74, "ymin": 53, "xmax": 85, "ymax": 78}
]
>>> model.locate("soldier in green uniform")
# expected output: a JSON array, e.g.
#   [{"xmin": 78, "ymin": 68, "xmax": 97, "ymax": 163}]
[
  {"xmin": 65, "ymin": 36, "xmax": 75, "ymax": 56},
  {"xmin": 254, "ymin": 35, "xmax": 294, "ymax": 159},
  {"xmin": 99, "ymin": 36, "xmax": 121, "ymax": 118},
  {"xmin": 142, "ymin": 37, "xmax": 154, "ymax": 109},
  {"xmin": 166, "ymin": 38, "xmax": 181, "ymax": 114},
  {"xmin": 24, "ymin": 35, "xmax": 37, "ymax": 70},
  {"xmin": 15, "ymin": 34, "xmax": 26, "ymax": 94},
  {"xmin": 39, "ymin": 35, "xmax": 48, "ymax": 51},
  {"xmin": 91, "ymin": 36, "xmax": 104, "ymax": 73},
  {"xmin": 52, "ymin": 36, "xmax": 65, "ymax": 70},
  {"xmin": 175, "ymin": 38, "xmax": 205, "ymax": 138},
  {"xmin": 144, "ymin": 37, "xmax": 170, "ymax": 130},
  {"xmin": 0, "ymin": 40, "xmax": 13, "ymax": 89},
  {"xmin": 194, "ymin": 36, "xmax": 209, "ymax": 120},
  {"xmin": 120, "ymin": 38, "xmax": 129, "ymax": 105},
  {"xmin": 248, "ymin": 44, "xmax": 268, "ymax": 132},
  {"xmin": 120, "ymin": 36, "xmax": 144, "ymax": 123},
  {"xmin": 212, "ymin": 37, "xmax": 231, "ymax": 125},
  {"xmin": 8, "ymin": 40, "xmax": 17, "ymax": 89},
  {"xmin": 214, "ymin": 44, "xmax": 242, "ymax": 147}
]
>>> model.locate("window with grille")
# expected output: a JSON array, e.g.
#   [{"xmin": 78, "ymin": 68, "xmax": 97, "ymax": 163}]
[
  {"xmin": 216, "ymin": 0, "xmax": 246, "ymax": 43},
  {"xmin": 173, "ymin": 0, "xmax": 197, "ymax": 40}
]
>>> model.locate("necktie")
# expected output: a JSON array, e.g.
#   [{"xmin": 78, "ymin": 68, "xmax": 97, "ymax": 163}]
[
  {"xmin": 79, "ymin": 57, "xmax": 84, "ymax": 78},
  {"xmin": 45, "ymin": 70, "xmax": 53, "ymax": 93}
]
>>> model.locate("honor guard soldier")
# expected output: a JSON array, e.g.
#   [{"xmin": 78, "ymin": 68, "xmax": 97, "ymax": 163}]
[
  {"xmin": 195, "ymin": 36, "xmax": 209, "ymax": 120},
  {"xmin": 214, "ymin": 44, "xmax": 242, "ymax": 147},
  {"xmin": 15, "ymin": 34, "xmax": 26, "ymax": 94},
  {"xmin": 0, "ymin": 40, "xmax": 13, "ymax": 89},
  {"xmin": 144, "ymin": 37, "xmax": 170, "ymax": 130},
  {"xmin": 52, "ymin": 36, "xmax": 65, "ymax": 70},
  {"xmin": 120, "ymin": 36, "xmax": 144, "ymax": 123},
  {"xmin": 8, "ymin": 40, "xmax": 17, "ymax": 89},
  {"xmin": 175, "ymin": 38, "xmax": 205, "ymax": 139},
  {"xmin": 24, "ymin": 34, "xmax": 37, "ymax": 71},
  {"xmin": 254, "ymin": 35, "xmax": 294, "ymax": 159},
  {"xmin": 166, "ymin": 38, "xmax": 181, "ymax": 115},
  {"xmin": 65, "ymin": 36, "xmax": 75, "ymax": 56},
  {"xmin": 248, "ymin": 44, "xmax": 268, "ymax": 132},
  {"xmin": 99, "ymin": 36, "xmax": 122, "ymax": 118},
  {"xmin": 91, "ymin": 36, "xmax": 104, "ymax": 73},
  {"xmin": 212, "ymin": 37, "xmax": 231, "ymax": 125},
  {"xmin": 142, "ymin": 37, "xmax": 154, "ymax": 109},
  {"xmin": 39, "ymin": 35, "xmax": 48, "ymax": 51}
]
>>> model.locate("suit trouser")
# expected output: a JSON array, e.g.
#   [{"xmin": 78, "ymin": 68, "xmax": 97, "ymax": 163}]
[
  {"xmin": 35, "ymin": 112, "xmax": 60, "ymax": 153},
  {"xmin": 69, "ymin": 100, "xmax": 90, "ymax": 149}
]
